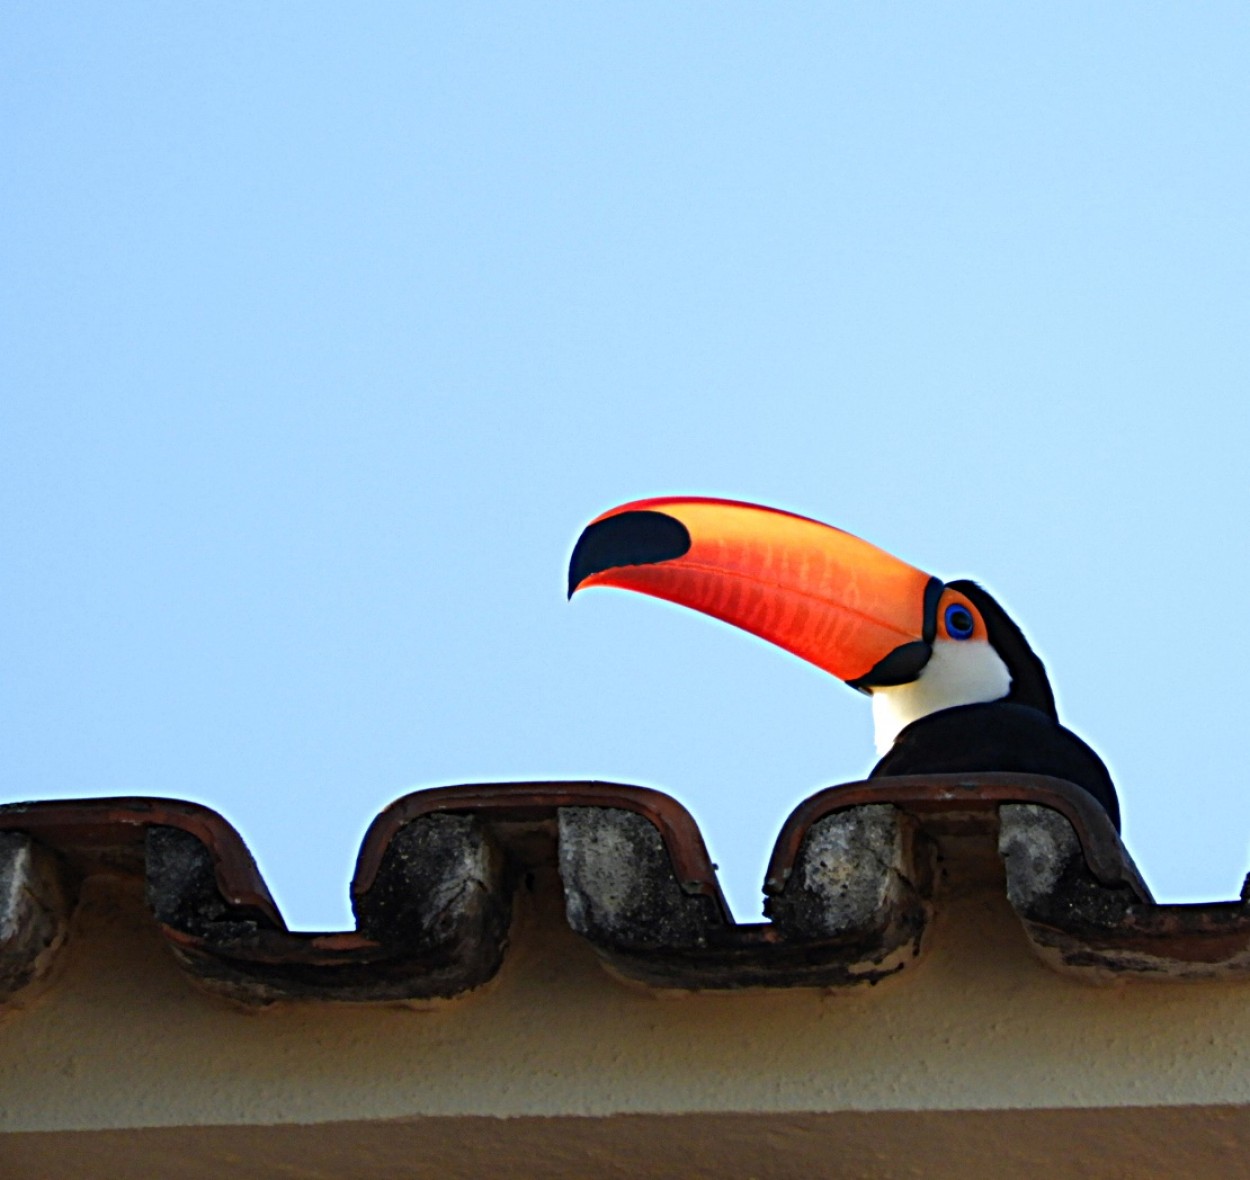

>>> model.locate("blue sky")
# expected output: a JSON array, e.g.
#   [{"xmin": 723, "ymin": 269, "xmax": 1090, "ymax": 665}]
[{"xmin": 4, "ymin": 4, "xmax": 1249, "ymax": 928}]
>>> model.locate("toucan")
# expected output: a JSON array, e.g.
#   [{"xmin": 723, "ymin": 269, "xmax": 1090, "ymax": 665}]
[{"xmin": 567, "ymin": 496, "xmax": 1120, "ymax": 831}]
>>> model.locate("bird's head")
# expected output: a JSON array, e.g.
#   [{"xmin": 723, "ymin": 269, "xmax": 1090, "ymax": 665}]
[{"xmin": 568, "ymin": 497, "xmax": 1055, "ymax": 752}]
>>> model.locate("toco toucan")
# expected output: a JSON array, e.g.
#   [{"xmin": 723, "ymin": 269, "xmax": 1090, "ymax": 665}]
[{"xmin": 568, "ymin": 496, "xmax": 1120, "ymax": 830}]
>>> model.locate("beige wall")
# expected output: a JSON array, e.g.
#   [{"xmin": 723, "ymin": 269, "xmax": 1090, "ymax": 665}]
[
  {"xmin": 7, "ymin": 1108, "xmax": 1250, "ymax": 1180},
  {"xmin": 2, "ymin": 858, "xmax": 1249, "ymax": 1175}
]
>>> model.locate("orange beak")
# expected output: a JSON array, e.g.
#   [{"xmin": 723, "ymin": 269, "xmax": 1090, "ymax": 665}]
[{"xmin": 568, "ymin": 496, "xmax": 944, "ymax": 689}]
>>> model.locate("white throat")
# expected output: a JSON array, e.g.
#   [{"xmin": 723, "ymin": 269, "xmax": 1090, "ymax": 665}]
[{"xmin": 870, "ymin": 640, "xmax": 1012, "ymax": 756}]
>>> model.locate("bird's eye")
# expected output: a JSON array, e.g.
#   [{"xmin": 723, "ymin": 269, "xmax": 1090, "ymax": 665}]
[{"xmin": 944, "ymin": 604, "xmax": 975, "ymax": 640}]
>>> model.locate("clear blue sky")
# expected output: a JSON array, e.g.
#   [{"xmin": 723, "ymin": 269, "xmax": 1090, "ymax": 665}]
[{"xmin": 4, "ymin": 4, "xmax": 1249, "ymax": 929}]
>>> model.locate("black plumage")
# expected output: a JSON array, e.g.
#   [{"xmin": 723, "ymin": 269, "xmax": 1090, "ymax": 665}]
[
  {"xmin": 869, "ymin": 580, "xmax": 1121, "ymax": 831},
  {"xmin": 870, "ymin": 700, "xmax": 1121, "ymax": 830}
]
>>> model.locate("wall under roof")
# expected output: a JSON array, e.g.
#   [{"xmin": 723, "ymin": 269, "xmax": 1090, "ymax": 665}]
[{"xmin": 3, "ymin": 848, "xmax": 1250, "ymax": 1177}]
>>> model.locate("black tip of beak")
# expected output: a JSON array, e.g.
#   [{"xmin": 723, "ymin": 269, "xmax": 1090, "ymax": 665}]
[{"xmin": 567, "ymin": 510, "xmax": 692, "ymax": 598}]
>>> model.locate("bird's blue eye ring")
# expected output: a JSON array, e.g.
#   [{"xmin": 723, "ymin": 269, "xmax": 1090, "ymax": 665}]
[{"xmin": 945, "ymin": 603, "xmax": 975, "ymax": 640}]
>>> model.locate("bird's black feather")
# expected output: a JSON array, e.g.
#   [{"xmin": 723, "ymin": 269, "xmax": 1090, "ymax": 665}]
[
  {"xmin": 946, "ymin": 580, "xmax": 1057, "ymax": 719},
  {"xmin": 870, "ymin": 699, "xmax": 1120, "ymax": 831}
]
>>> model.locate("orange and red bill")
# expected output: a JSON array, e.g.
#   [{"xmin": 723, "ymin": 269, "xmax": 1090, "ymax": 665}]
[{"xmin": 568, "ymin": 496, "xmax": 947, "ymax": 689}]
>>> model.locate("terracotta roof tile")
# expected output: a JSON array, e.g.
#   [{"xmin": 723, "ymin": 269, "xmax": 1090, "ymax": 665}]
[{"xmin": 1, "ymin": 775, "xmax": 1247, "ymax": 1006}]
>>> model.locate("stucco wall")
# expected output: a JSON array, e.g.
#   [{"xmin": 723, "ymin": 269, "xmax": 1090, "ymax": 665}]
[
  {"xmin": 2, "ymin": 859, "xmax": 1249, "ymax": 1137},
  {"xmin": 7, "ymin": 1108, "xmax": 1250, "ymax": 1180}
]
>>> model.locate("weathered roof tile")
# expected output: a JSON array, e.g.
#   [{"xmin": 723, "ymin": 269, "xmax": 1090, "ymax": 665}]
[{"xmin": 2, "ymin": 774, "xmax": 1247, "ymax": 1005}]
